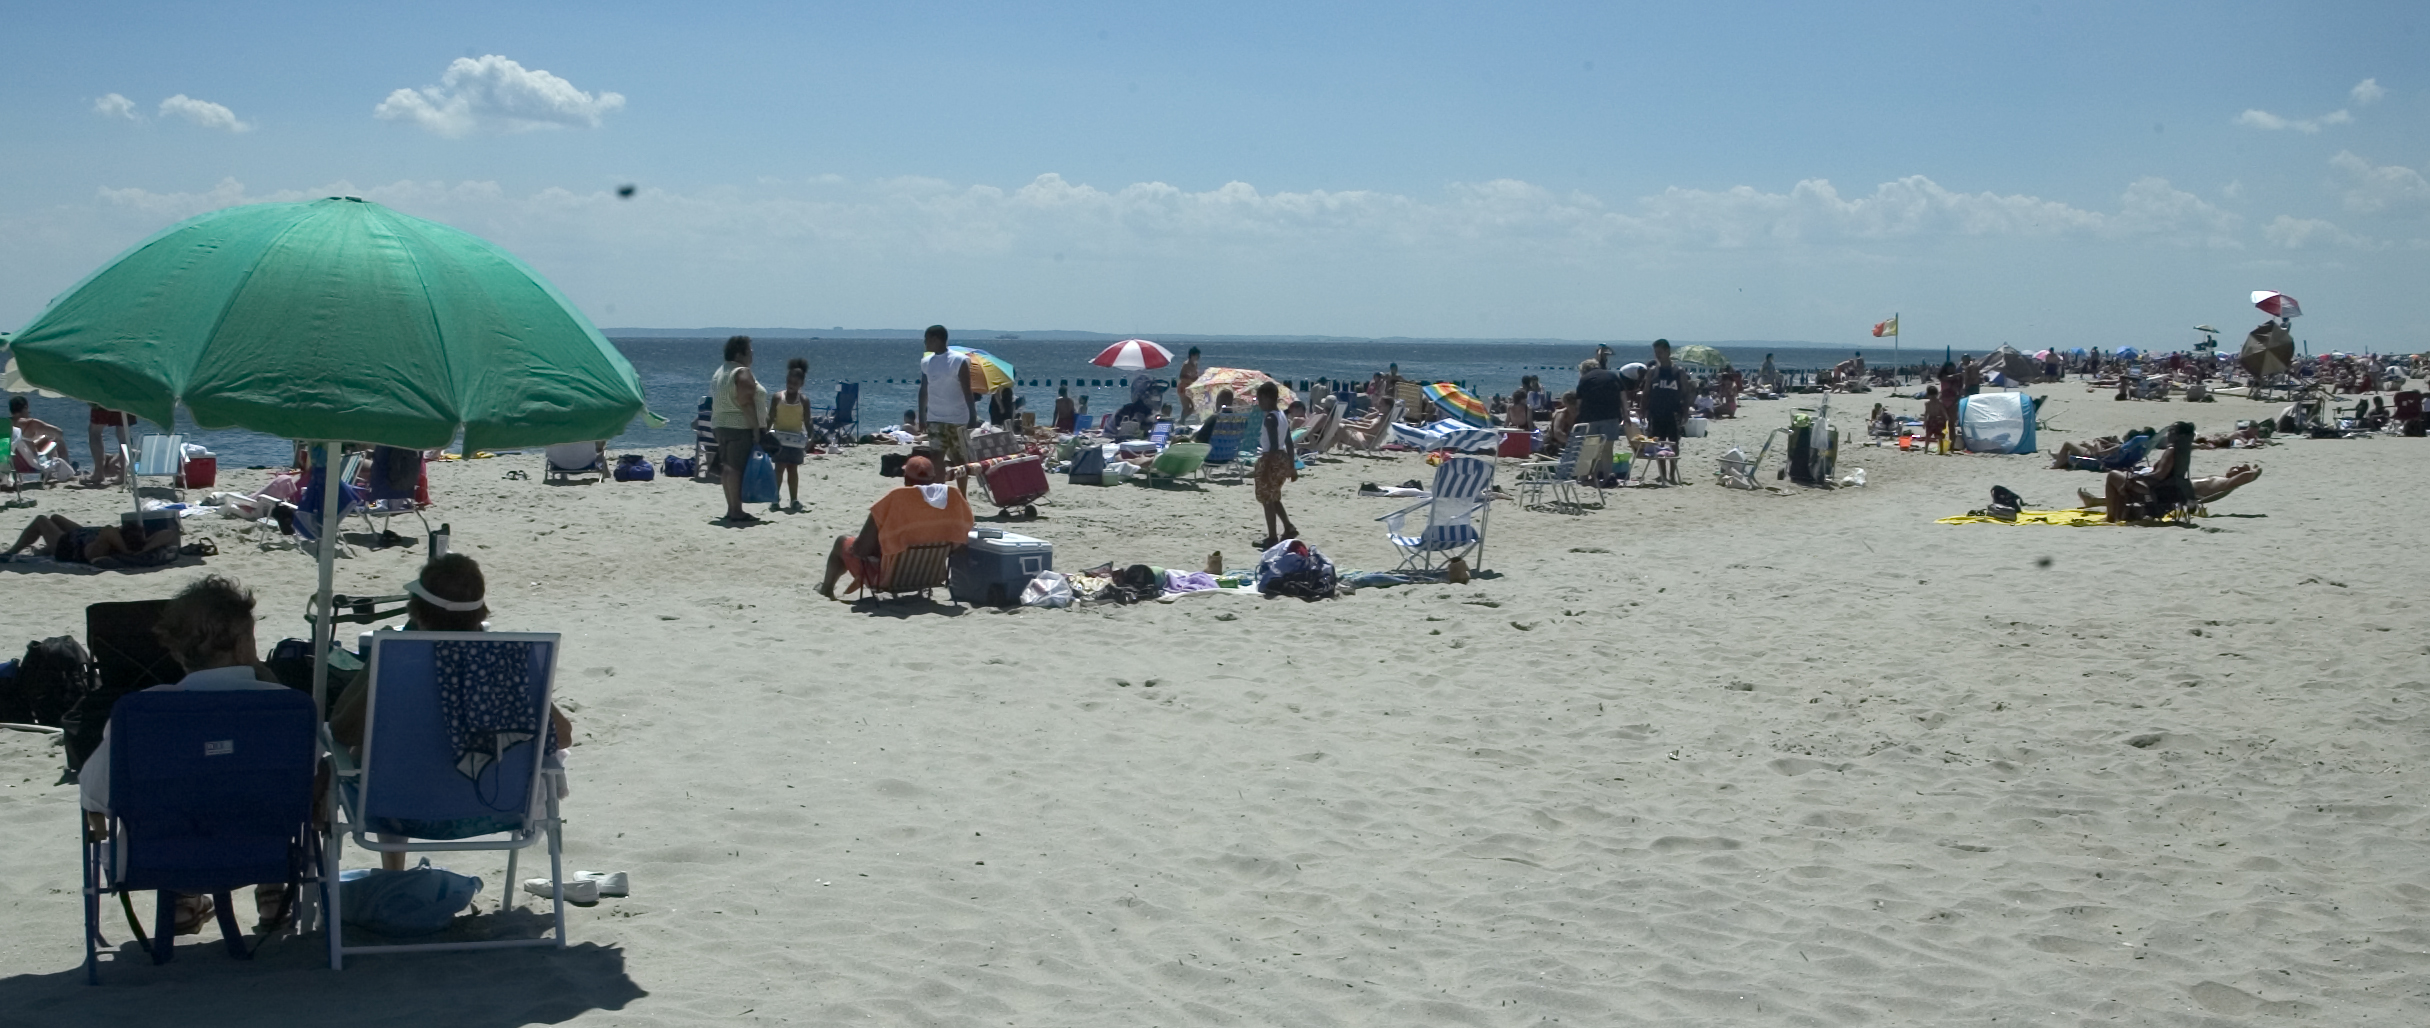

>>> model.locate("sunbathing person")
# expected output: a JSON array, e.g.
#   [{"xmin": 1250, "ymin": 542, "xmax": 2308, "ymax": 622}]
[
  {"xmin": 3, "ymin": 512, "xmax": 179, "ymax": 565},
  {"xmin": 1327, "ymin": 401, "xmax": 1397, "ymax": 451},
  {"xmin": 2101, "ymin": 422, "xmax": 2198, "ymax": 523},
  {"xmin": 2079, "ymin": 463, "xmax": 2261, "ymax": 510},
  {"xmin": 80, "ymin": 575, "xmax": 297, "ymax": 934},
  {"xmin": 818, "ymin": 456, "xmax": 974, "ymax": 599}
]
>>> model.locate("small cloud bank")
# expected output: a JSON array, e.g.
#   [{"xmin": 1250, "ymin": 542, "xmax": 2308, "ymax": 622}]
[
  {"xmin": 2331, "ymin": 151, "xmax": 2430, "ymax": 215},
  {"xmin": 376, "ymin": 55, "xmax": 625, "ymax": 136},
  {"xmin": 2262, "ymin": 215, "xmax": 2373, "ymax": 250},
  {"xmin": 158, "ymin": 94, "xmax": 250, "ymax": 132},
  {"xmin": 92, "ymin": 93, "xmax": 137, "ymax": 120},
  {"xmin": 2351, "ymin": 78, "xmax": 2385, "ymax": 105},
  {"xmin": 2236, "ymin": 108, "xmax": 2351, "ymax": 133}
]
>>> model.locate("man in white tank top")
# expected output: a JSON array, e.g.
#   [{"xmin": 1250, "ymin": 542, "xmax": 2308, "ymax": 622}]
[{"xmin": 916, "ymin": 325, "xmax": 979, "ymax": 465}]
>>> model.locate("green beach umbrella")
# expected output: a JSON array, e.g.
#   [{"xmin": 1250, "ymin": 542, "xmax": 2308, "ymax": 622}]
[
  {"xmin": 9, "ymin": 196, "xmax": 649, "ymax": 718},
  {"xmin": 1673, "ymin": 344, "xmax": 1728, "ymax": 369},
  {"xmin": 8, "ymin": 196, "xmax": 646, "ymax": 453}
]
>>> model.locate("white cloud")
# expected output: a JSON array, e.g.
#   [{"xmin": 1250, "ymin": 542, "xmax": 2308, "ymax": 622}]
[
  {"xmin": 2330, "ymin": 151, "xmax": 2430, "ymax": 214},
  {"xmin": 2351, "ymin": 78, "xmax": 2385, "ymax": 105},
  {"xmin": 92, "ymin": 93, "xmax": 137, "ymax": 120},
  {"xmin": 2262, "ymin": 214, "xmax": 2374, "ymax": 250},
  {"xmin": 2236, "ymin": 108, "xmax": 2351, "ymax": 133},
  {"xmin": 158, "ymin": 94, "xmax": 250, "ymax": 132},
  {"xmin": 375, "ymin": 55, "xmax": 625, "ymax": 136}
]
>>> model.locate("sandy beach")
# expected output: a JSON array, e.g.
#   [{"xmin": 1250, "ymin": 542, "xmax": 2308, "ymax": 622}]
[{"xmin": 3, "ymin": 385, "xmax": 2425, "ymax": 1026}]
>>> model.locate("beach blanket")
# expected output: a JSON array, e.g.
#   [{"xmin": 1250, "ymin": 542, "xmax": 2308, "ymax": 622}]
[
  {"xmin": 1387, "ymin": 419, "xmax": 1500, "ymax": 453},
  {"xmin": 1937, "ymin": 508, "xmax": 2116, "ymax": 526}
]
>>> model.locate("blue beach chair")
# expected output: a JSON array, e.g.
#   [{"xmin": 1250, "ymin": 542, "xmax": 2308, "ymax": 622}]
[
  {"xmin": 1197, "ymin": 412, "xmax": 1252, "ymax": 480},
  {"xmin": 815, "ymin": 382, "xmax": 860, "ymax": 448},
  {"xmin": 82, "ymin": 688, "xmax": 320, "ymax": 984},
  {"xmin": 1378, "ymin": 455, "xmax": 1496, "ymax": 574},
  {"xmin": 323, "ymin": 631, "xmax": 571, "ymax": 968}
]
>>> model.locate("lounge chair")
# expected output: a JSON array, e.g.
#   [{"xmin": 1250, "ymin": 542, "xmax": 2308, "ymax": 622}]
[
  {"xmin": 1149, "ymin": 421, "xmax": 1174, "ymax": 447},
  {"xmin": 356, "ymin": 446, "xmax": 433, "ymax": 541},
  {"xmin": 691, "ymin": 395, "xmax": 718, "ymax": 474},
  {"xmin": 1143, "ymin": 442, "xmax": 1211, "ymax": 486},
  {"xmin": 1378, "ymin": 455, "xmax": 1495, "ymax": 574},
  {"xmin": 855, "ymin": 541, "xmax": 954, "ymax": 603},
  {"xmin": 294, "ymin": 451, "xmax": 366, "ymax": 557},
  {"xmin": 323, "ymin": 631, "xmax": 571, "ymax": 968},
  {"xmin": 814, "ymin": 382, "xmax": 859, "ymax": 447},
  {"xmin": 57, "ymin": 600, "xmax": 180, "ymax": 777},
  {"xmin": 1198, "ymin": 412, "xmax": 1252, "ymax": 478},
  {"xmin": 1514, "ymin": 433, "xmax": 1602, "ymax": 511},
  {"xmin": 1338, "ymin": 399, "xmax": 1404, "ymax": 453},
  {"xmin": 127, "ymin": 435, "xmax": 185, "ymax": 500},
  {"xmin": 543, "ymin": 441, "xmax": 607, "ymax": 482},
  {"xmin": 83, "ymin": 688, "xmax": 319, "ymax": 983},
  {"xmin": 10, "ymin": 427, "xmax": 73, "ymax": 490}
]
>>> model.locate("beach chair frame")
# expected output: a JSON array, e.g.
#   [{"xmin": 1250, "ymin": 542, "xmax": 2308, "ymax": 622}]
[
  {"xmin": 323, "ymin": 631, "xmax": 569, "ymax": 968},
  {"xmin": 1378, "ymin": 455, "xmax": 1495, "ymax": 574},
  {"xmin": 82, "ymin": 688, "xmax": 320, "ymax": 984},
  {"xmin": 354, "ymin": 446, "xmax": 434, "ymax": 541},
  {"xmin": 1515, "ymin": 433, "xmax": 1603, "ymax": 511},
  {"xmin": 861, "ymin": 541, "xmax": 955, "ymax": 603},
  {"xmin": 125, "ymin": 434, "xmax": 185, "ymax": 500},
  {"xmin": 1198, "ymin": 412, "xmax": 1253, "ymax": 479},
  {"xmin": 1143, "ymin": 442, "xmax": 1211, "ymax": 487}
]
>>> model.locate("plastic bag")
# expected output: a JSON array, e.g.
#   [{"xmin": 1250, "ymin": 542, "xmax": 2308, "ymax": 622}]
[
  {"xmin": 741, "ymin": 450, "xmax": 778, "ymax": 503},
  {"xmin": 1020, "ymin": 570, "xmax": 1075, "ymax": 608},
  {"xmin": 339, "ymin": 861, "xmax": 483, "ymax": 936}
]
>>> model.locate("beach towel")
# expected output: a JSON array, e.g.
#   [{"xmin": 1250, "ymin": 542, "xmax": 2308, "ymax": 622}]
[
  {"xmin": 433, "ymin": 639, "xmax": 550, "ymax": 781},
  {"xmin": 1386, "ymin": 419, "xmax": 1501, "ymax": 453},
  {"xmin": 1936, "ymin": 508, "xmax": 2117, "ymax": 527}
]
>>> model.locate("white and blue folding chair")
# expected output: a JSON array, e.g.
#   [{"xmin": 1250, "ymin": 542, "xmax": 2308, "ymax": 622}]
[
  {"xmin": 126, "ymin": 434, "xmax": 184, "ymax": 499},
  {"xmin": 323, "ymin": 632, "xmax": 570, "ymax": 968},
  {"xmin": 1377, "ymin": 455, "xmax": 1496, "ymax": 574}
]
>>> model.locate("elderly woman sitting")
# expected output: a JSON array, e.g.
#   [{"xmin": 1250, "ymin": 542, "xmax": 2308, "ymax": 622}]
[{"xmin": 817, "ymin": 456, "xmax": 974, "ymax": 599}]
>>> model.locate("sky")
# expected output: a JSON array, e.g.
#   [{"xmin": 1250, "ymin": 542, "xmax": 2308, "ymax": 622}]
[{"xmin": 3, "ymin": 0, "xmax": 2425, "ymax": 351}]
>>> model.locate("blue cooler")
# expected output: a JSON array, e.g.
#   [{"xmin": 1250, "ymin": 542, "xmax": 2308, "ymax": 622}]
[{"xmin": 950, "ymin": 529, "xmax": 1053, "ymax": 606}]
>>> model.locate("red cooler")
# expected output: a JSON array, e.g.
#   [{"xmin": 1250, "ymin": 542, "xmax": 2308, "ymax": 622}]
[{"xmin": 176, "ymin": 455, "xmax": 217, "ymax": 488}]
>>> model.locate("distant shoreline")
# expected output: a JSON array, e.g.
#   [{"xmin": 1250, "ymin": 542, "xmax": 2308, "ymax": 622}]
[{"xmin": 601, "ymin": 328, "xmax": 1868, "ymax": 350}]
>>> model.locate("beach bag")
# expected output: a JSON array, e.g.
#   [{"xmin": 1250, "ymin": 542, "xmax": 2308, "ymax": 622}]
[
  {"xmin": 339, "ymin": 862, "xmax": 483, "ymax": 936},
  {"xmin": 741, "ymin": 450, "xmax": 778, "ymax": 503},
  {"xmin": 1, "ymin": 636, "xmax": 89, "ymax": 726},
  {"xmin": 613, "ymin": 454, "xmax": 655, "ymax": 482},
  {"xmin": 1256, "ymin": 540, "xmax": 1337, "ymax": 601},
  {"xmin": 661, "ymin": 454, "xmax": 696, "ymax": 479},
  {"xmin": 1067, "ymin": 445, "xmax": 1107, "ymax": 485}
]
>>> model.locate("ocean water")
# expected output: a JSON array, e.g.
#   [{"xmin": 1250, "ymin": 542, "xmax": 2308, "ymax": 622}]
[{"xmin": 11, "ymin": 336, "xmax": 1941, "ymax": 470}]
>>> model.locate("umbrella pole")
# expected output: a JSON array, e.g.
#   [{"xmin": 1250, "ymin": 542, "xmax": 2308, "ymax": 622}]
[{"xmin": 310, "ymin": 440, "xmax": 341, "ymax": 718}]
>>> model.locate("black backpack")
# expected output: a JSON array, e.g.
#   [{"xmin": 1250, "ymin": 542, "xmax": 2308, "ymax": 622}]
[{"xmin": 1, "ymin": 636, "xmax": 90, "ymax": 727}]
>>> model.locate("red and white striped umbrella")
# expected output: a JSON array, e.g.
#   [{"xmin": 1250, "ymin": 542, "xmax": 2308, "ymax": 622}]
[
  {"xmin": 1090, "ymin": 338, "xmax": 1174, "ymax": 371},
  {"xmin": 2252, "ymin": 290, "xmax": 2302, "ymax": 319}
]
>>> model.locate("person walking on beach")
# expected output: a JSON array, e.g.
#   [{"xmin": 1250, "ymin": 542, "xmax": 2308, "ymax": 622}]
[
  {"xmin": 767, "ymin": 357, "xmax": 812, "ymax": 513},
  {"xmin": 1176, "ymin": 347, "xmax": 1204, "ymax": 423},
  {"xmin": 710, "ymin": 335, "xmax": 764, "ymax": 524},
  {"xmin": 1641, "ymin": 339, "xmax": 1687, "ymax": 485},
  {"xmin": 1252, "ymin": 381, "xmax": 1299, "ymax": 548},
  {"xmin": 917, "ymin": 325, "xmax": 979, "ymax": 466},
  {"xmin": 1758, "ymin": 353, "xmax": 1779, "ymax": 393}
]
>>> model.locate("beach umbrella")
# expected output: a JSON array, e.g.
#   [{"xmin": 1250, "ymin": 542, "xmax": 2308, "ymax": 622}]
[
  {"xmin": 2032, "ymin": 349, "xmax": 2054, "ymax": 361},
  {"xmin": 2252, "ymin": 290, "xmax": 2302, "ymax": 319},
  {"xmin": 947, "ymin": 346, "xmax": 1017, "ymax": 392},
  {"xmin": 1090, "ymin": 338, "xmax": 1174, "ymax": 371},
  {"xmin": 1984, "ymin": 346, "xmax": 2038, "ymax": 384},
  {"xmin": 1421, "ymin": 381, "xmax": 1489, "ymax": 426},
  {"xmin": 2115, "ymin": 347, "xmax": 2139, "ymax": 359},
  {"xmin": 8, "ymin": 196, "xmax": 648, "ymax": 716},
  {"xmin": 1184, "ymin": 367, "xmax": 1293, "ymax": 413},
  {"xmin": 2240, "ymin": 321, "xmax": 2294, "ymax": 379},
  {"xmin": 1673, "ymin": 344, "xmax": 1727, "ymax": 369}
]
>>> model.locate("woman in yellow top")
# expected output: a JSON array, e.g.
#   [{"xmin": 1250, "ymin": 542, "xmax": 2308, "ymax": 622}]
[{"xmin": 766, "ymin": 357, "xmax": 812, "ymax": 513}]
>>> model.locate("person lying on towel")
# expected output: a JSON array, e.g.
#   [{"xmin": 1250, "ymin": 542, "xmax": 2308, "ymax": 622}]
[{"xmin": 818, "ymin": 455, "xmax": 974, "ymax": 599}]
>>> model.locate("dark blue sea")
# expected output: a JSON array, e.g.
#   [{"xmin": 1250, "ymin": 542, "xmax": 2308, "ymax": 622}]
[{"xmin": 11, "ymin": 336, "xmax": 1963, "ymax": 470}]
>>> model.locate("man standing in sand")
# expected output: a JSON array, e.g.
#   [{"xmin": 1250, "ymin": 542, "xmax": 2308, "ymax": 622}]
[
  {"xmin": 1574, "ymin": 356, "xmax": 1628, "ymax": 445},
  {"xmin": 1176, "ymin": 347, "xmax": 1203, "ymax": 423},
  {"xmin": 1641, "ymin": 339, "xmax": 1687, "ymax": 485},
  {"xmin": 710, "ymin": 335, "xmax": 763, "ymax": 524},
  {"xmin": 917, "ymin": 325, "xmax": 980, "ymax": 466}
]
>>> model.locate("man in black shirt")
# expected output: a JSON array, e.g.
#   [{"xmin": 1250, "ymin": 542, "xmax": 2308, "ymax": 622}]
[
  {"xmin": 1641, "ymin": 339, "xmax": 1687, "ymax": 485},
  {"xmin": 1574, "ymin": 358, "xmax": 1627, "ymax": 442}
]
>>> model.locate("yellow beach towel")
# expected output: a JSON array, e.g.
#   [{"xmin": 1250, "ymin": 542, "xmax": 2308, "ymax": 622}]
[{"xmin": 1937, "ymin": 508, "xmax": 2115, "ymax": 527}]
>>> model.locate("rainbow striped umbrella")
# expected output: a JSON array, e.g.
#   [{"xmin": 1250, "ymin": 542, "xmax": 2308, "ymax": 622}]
[
  {"xmin": 948, "ymin": 346, "xmax": 1017, "ymax": 392},
  {"xmin": 1422, "ymin": 381, "xmax": 1489, "ymax": 426}
]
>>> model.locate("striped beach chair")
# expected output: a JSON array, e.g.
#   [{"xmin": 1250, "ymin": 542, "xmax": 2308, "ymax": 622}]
[{"xmin": 1377, "ymin": 455, "xmax": 1495, "ymax": 574}]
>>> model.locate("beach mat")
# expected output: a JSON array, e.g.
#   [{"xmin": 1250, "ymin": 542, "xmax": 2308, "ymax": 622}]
[{"xmin": 1937, "ymin": 508, "xmax": 2115, "ymax": 527}]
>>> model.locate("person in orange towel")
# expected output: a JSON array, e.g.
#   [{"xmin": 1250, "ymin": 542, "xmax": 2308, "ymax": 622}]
[{"xmin": 817, "ymin": 455, "xmax": 975, "ymax": 599}]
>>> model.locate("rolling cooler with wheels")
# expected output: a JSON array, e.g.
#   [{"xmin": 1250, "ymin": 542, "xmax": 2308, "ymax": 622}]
[{"xmin": 950, "ymin": 528, "xmax": 1053, "ymax": 606}]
